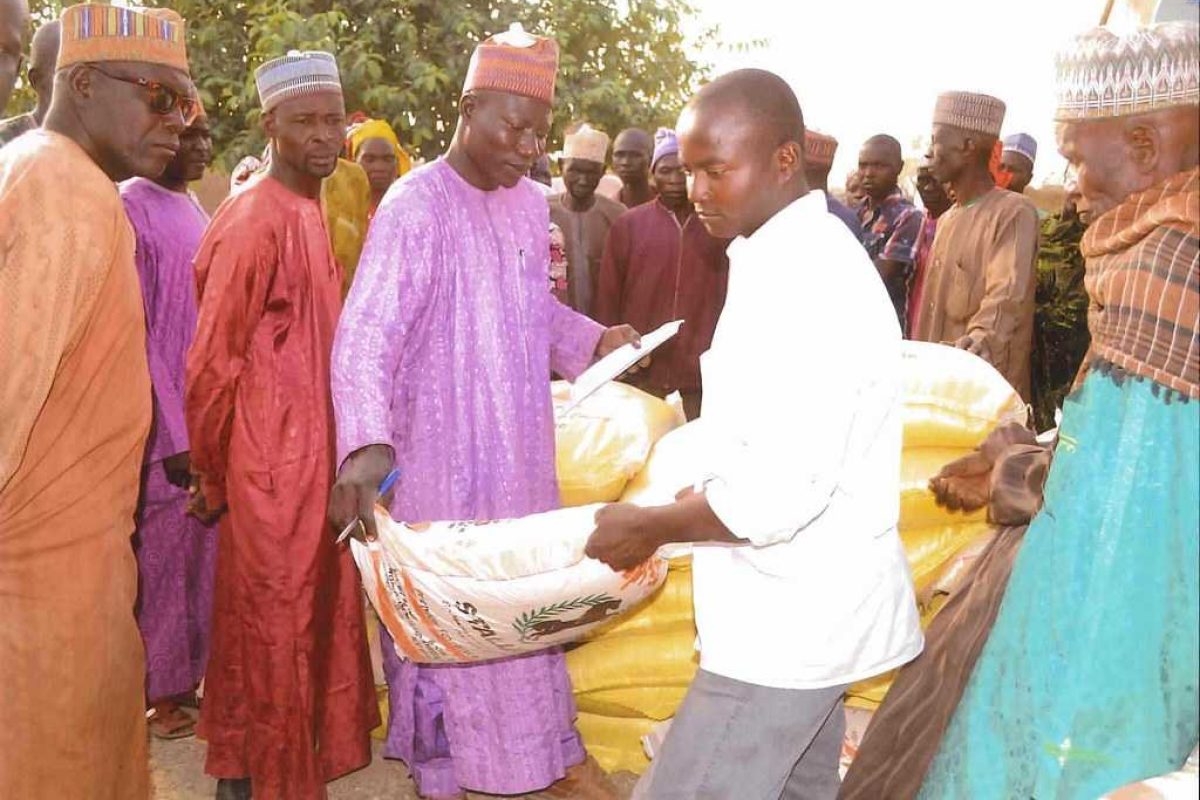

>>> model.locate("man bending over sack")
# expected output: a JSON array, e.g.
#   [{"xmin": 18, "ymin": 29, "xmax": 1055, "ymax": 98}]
[{"xmin": 586, "ymin": 68, "xmax": 923, "ymax": 800}]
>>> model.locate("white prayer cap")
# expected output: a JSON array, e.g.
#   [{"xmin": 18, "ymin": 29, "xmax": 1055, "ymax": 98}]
[
  {"xmin": 563, "ymin": 124, "xmax": 610, "ymax": 164},
  {"xmin": 1054, "ymin": 21, "xmax": 1199, "ymax": 121},
  {"xmin": 255, "ymin": 50, "xmax": 343, "ymax": 113}
]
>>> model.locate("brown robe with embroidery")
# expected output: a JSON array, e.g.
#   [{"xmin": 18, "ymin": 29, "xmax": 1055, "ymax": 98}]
[{"xmin": 913, "ymin": 188, "xmax": 1039, "ymax": 399}]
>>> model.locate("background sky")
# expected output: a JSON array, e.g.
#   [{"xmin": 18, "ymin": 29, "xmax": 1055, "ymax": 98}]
[{"xmin": 685, "ymin": 0, "xmax": 1153, "ymax": 191}]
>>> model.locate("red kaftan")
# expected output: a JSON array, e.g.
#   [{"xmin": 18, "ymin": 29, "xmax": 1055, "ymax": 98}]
[{"xmin": 185, "ymin": 176, "xmax": 378, "ymax": 799}]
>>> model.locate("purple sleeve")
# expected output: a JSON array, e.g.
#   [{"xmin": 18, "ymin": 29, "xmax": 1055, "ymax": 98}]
[
  {"xmin": 880, "ymin": 207, "xmax": 924, "ymax": 264},
  {"xmin": 331, "ymin": 194, "xmax": 435, "ymax": 469},
  {"xmin": 547, "ymin": 294, "xmax": 605, "ymax": 381}
]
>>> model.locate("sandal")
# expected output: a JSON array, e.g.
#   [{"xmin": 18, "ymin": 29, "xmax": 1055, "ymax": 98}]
[{"xmin": 148, "ymin": 702, "xmax": 196, "ymax": 740}]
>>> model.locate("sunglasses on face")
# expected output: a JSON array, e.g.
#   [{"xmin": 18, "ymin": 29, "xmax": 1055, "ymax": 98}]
[{"xmin": 88, "ymin": 64, "xmax": 200, "ymax": 126}]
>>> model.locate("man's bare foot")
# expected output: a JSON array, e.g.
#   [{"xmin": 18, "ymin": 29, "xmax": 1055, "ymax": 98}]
[
  {"xmin": 543, "ymin": 755, "xmax": 619, "ymax": 799},
  {"xmin": 215, "ymin": 777, "xmax": 252, "ymax": 800}
]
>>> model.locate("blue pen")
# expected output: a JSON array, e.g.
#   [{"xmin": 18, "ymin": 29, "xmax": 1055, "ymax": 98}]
[{"xmin": 337, "ymin": 468, "xmax": 402, "ymax": 544}]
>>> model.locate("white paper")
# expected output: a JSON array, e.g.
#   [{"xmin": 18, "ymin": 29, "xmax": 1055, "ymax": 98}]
[{"xmin": 560, "ymin": 319, "xmax": 683, "ymax": 416}]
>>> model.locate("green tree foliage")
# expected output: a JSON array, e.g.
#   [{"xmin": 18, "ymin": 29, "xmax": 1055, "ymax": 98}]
[{"xmin": 9, "ymin": 1, "xmax": 714, "ymax": 170}]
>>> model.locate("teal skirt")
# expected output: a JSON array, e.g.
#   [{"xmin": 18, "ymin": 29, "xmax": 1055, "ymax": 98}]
[{"xmin": 918, "ymin": 368, "xmax": 1199, "ymax": 799}]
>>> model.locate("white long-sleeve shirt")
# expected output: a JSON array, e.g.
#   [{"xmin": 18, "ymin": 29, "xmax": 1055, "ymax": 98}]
[{"xmin": 693, "ymin": 190, "xmax": 923, "ymax": 690}]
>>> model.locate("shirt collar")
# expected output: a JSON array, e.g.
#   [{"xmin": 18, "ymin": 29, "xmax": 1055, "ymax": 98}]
[
  {"xmin": 862, "ymin": 186, "xmax": 903, "ymax": 212},
  {"xmin": 727, "ymin": 190, "xmax": 825, "ymax": 261}
]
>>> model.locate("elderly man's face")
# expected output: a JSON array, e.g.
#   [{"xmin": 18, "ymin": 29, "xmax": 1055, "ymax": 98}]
[
  {"xmin": 927, "ymin": 124, "xmax": 971, "ymax": 185},
  {"xmin": 1056, "ymin": 118, "xmax": 1148, "ymax": 221},
  {"xmin": 460, "ymin": 90, "xmax": 551, "ymax": 190},
  {"xmin": 562, "ymin": 157, "xmax": 604, "ymax": 202},
  {"xmin": 79, "ymin": 61, "xmax": 193, "ymax": 182}
]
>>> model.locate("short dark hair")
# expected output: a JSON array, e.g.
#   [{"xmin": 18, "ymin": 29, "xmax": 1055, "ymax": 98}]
[{"xmin": 689, "ymin": 68, "xmax": 805, "ymax": 148}]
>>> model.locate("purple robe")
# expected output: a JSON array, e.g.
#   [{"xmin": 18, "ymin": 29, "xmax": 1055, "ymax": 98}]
[
  {"xmin": 332, "ymin": 159, "xmax": 604, "ymax": 797},
  {"xmin": 120, "ymin": 178, "xmax": 217, "ymax": 703}
]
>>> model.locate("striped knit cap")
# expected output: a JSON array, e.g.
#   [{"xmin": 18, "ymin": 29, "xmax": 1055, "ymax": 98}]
[
  {"xmin": 255, "ymin": 50, "xmax": 342, "ymax": 113},
  {"xmin": 463, "ymin": 23, "xmax": 558, "ymax": 106},
  {"xmin": 1054, "ymin": 21, "xmax": 1199, "ymax": 121},
  {"xmin": 57, "ymin": 4, "xmax": 189, "ymax": 73},
  {"xmin": 932, "ymin": 91, "xmax": 1006, "ymax": 137},
  {"xmin": 804, "ymin": 130, "xmax": 838, "ymax": 168}
]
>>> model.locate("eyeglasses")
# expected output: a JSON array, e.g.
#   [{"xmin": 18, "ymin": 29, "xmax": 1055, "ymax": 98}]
[{"xmin": 88, "ymin": 64, "xmax": 200, "ymax": 126}]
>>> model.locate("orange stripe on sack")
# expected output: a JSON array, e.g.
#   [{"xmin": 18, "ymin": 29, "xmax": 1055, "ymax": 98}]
[
  {"xmin": 369, "ymin": 550, "xmax": 424, "ymax": 661},
  {"xmin": 400, "ymin": 571, "xmax": 468, "ymax": 661}
]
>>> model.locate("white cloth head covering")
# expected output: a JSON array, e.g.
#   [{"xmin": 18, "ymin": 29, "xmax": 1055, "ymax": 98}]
[
  {"xmin": 932, "ymin": 91, "xmax": 1006, "ymax": 136},
  {"xmin": 255, "ymin": 50, "xmax": 343, "ymax": 113},
  {"xmin": 1054, "ymin": 21, "xmax": 1199, "ymax": 121},
  {"xmin": 563, "ymin": 124, "xmax": 610, "ymax": 164},
  {"xmin": 1002, "ymin": 133, "xmax": 1037, "ymax": 165}
]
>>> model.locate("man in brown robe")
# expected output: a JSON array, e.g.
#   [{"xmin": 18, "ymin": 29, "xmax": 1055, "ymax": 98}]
[
  {"xmin": 548, "ymin": 123, "xmax": 625, "ymax": 316},
  {"xmin": 913, "ymin": 91, "xmax": 1039, "ymax": 400},
  {"xmin": 0, "ymin": 5, "xmax": 195, "ymax": 797}
]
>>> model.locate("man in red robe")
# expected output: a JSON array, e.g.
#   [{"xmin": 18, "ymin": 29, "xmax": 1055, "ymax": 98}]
[
  {"xmin": 594, "ymin": 127, "xmax": 729, "ymax": 420},
  {"xmin": 185, "ymin": 50, "xmax": 378, "ymax": 800}
]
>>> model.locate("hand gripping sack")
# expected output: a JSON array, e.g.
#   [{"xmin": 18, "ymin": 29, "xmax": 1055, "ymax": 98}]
[{"xmin": 351, "ymin": 503, "xmax": 669, "ymax": 663}]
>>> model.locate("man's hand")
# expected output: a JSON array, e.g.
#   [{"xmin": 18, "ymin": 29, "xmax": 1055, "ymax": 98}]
[
  {"xmin": 951, "ymin": 334, "xmax": 986, "ymax": 356},
  {"xmin": 928, "ymin": 451, "xmax": 992, "ymax": 513},
  {"xmin": 328, "ymin": 444, "xmax": 394, "ymax": 542},
  {"xmin": 162, "ymin": 452, "xmax": 192, "ymax": 488},
  {"xmin": 585, "ymin": 503, "xmax": 665, "ymax": 571},
  {"xmin": 186, "ymin": 476, "xmax": 224, "ymax": 524},
  {"xmin": 594, "ymin": 325, "xmax": 651, "ymax": 374}
]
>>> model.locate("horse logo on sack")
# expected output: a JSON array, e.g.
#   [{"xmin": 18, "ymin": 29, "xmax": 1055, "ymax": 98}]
[{"xmin": 512, "ymin": 594, "xmax": 623, "ymax": 642}]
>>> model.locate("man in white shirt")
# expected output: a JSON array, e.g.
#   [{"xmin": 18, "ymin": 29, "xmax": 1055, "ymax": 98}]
[{"xmin": 585, "ymin": 68, "xmax": 923, "ymax": 799}]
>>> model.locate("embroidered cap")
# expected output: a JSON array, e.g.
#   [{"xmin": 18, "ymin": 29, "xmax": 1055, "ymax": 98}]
[
  {"xmin": 804, "ymin": 130, "xmax": 838, "ymax": 168},
  {"xmin": 1002, "ymin": 133, "xmax": 1037, "ymax": 165},
  {"xmin": 463, "ymin": 23, "xmax": 559, "ymax": 106},
  {"xmin": 1054, "ymin": 22, "xmax": 1199, "ymax": 121},
  {"xmin": 563, "ymin": 124, "xmax": 610, "ymax": 164},
  {"xmin": 57, "ymin": 4, "xmax": 189, "ymax": 73},
  {"xmin": 255, "ymin": 50, "xmax": 343, "ymax": 113},
  {"xmin": 932, "ymin": 91, "xmax": 1006, "ymax": 137}
]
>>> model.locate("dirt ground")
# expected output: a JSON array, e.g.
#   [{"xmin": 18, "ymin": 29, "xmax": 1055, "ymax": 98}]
[{"xmin": 149, "ymin": 736, "xmax": 638, "ymax": 799}]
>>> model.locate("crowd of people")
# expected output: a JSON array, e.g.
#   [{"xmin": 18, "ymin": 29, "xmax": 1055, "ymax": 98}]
[{"xmin": 0, "ymin": 2, "xmax": 1196, "ymax": 800}]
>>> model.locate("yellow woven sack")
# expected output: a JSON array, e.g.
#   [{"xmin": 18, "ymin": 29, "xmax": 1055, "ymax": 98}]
[
  {"xmin": 619, "ymin": 420, "xmax": 707, "ymax": 507},
  {"xmin": 847, "ymin": 523, "xmax": 995, "ymax": 710},
  {"xmin": 900, "ymin": 521, "xmax": 992, "ymax": 593},
  {"xmin": 567, "ymin": 621, "xmax": 699, "ymax": 695},
  {"xmin": 553, "ymin": 381, "xmax": 683, "ymax": 507},
  {"xmin": 575, "ymin": 712, "xmax": 659, "ymax": 774},
  {"xmin": 901, "ymin": 341, "xmax": 1028, "ymax": 450},
  {"xmin": 575, "ymin": 685, "xmax": 690, "ymax": 720},
  {"xmin": 582, "ymin": 557, "xmax": 694, "ymax": 641}
]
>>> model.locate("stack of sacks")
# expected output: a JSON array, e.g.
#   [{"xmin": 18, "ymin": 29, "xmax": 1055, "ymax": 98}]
[
  {"xmin": 566, "ymin": 421, "xmax": 707, "ymax": 773},
  {"xmin": 553, "ymin": 381, "xmax": 684, "ymax": 507},
  {"xmin": 567, "ymin": 342, "xmax": 1028, "ymax": 772},
  {"xmin": 567, "ymin": 556, "xmax": 698, "ymax": 773},
  {"xmin": 846, "ymin": 342, "xmax": 1027, "ymax": 709}
]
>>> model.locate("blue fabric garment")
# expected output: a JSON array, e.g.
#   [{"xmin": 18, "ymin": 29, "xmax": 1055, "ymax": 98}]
[
  {"xmin": 826, "ymin": 194, "xmax": 863, "ymax": 240},
  {"xmin": 918, "ymin": 368, "xmax": 1200, "ymax": 800}
]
